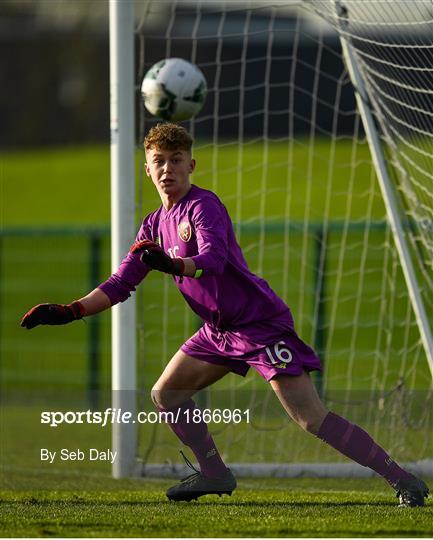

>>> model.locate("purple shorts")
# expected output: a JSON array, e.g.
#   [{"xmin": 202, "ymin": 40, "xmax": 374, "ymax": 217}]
[{"xmin": 181, "ymin": 321, "xmax": 322, "ymax": 382}]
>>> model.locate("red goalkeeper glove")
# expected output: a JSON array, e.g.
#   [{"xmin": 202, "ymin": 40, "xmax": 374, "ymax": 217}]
[
  {"xmin": 20, "ymin": 301, "xmax": 85, "ymax": 330},
  {"xmin": 130, "ymin": 240, "xmax": 185, "ymax": 276}
]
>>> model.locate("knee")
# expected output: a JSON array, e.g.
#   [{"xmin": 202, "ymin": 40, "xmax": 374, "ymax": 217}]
[
  {"xmin": 150, "ymin": 386, "xmax": 191, "ymax": 411},
  {"xmin": 151, "ymin": 387, "xmax": 166, "ymax": 410}
]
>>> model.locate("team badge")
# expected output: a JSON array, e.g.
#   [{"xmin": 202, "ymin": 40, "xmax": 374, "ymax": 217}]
[{"xmin": 178, "ymin": 221, "xmax": 192, "ymax": 242}]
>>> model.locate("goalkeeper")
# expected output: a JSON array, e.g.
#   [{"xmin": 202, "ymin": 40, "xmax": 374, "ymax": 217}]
[{"xmin": 21, "ymin": 123, "xmax": 429, "ymax": 507}]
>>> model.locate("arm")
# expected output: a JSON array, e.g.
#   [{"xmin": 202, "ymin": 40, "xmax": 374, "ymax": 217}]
[
  {"xmin": 20, "ymin": 273, "xmax": 141, "ymax": 330},
  {"xmin": 189, "ymin": 197, "xmax": 229, "ymax": 275},
  {"xmin": 96, "ymin": 216, "xmax": 155, "ymax": 304},
  {"xmin": 20, "ymin": 288, "xmax": 112, "ymax": 330},
  {"xmin": 21, "ymin": 219, "xmax": 154, "ymax": 329},
  {"xmin": 77, "ymin": 287, "xmax": 112, "ymax": 316}
]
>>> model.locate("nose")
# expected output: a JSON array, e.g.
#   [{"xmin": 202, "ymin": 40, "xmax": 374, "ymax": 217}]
[{"xmin": 162, "ymin": 161, "xmax": 172, "ymax": 173}]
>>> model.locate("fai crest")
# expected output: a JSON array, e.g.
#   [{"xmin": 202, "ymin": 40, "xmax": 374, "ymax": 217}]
[{"xmin": 178, "ymin": 221, "xmax": 192, "ymax": 242}]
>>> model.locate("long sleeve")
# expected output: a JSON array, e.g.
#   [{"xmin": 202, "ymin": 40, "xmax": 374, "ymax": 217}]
[
  {"xmin": 190, "ymin": 198, "xmax": 229, "ymax": 276},
  {"xmin": 97, "ymin": 216, "xmax": 155, "ymax": 305},
  {"xmin": 98, "ymin": 252, "xmax": 151, "ymax": 305}
]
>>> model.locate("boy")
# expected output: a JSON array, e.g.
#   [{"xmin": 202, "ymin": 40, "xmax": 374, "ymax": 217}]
[{"xmin": 21, "ymin": 123, "xmax": 429, "ymax": 506}]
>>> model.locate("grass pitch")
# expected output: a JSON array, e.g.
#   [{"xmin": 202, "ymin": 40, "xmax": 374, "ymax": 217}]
[{"xmin": 1, "ymin": 477, "xmax": 432, "ymax": 538}]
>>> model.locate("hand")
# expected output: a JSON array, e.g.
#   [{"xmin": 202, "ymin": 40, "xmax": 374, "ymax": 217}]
[
  {"xmin": 20, "ymin": 301, "xmax": 85, "ymax": 330},
  {"xmin": 130, "ymin": 240, "xmax": 185, "ymax": 276}
]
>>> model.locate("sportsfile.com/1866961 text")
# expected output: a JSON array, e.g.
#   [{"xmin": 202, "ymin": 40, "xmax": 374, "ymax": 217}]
[{"xmin": 40, "ymin": 408, "xmax": 251, "ymax": 428}]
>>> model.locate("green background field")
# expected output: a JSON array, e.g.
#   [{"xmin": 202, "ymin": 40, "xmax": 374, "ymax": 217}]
[
  {"xmin": 1, "ymin": 141, "xmax": 432, "ymax": 485},
  {"xmin": 2, "ymin": 140, "xmax": 430, "ymax": 390}
]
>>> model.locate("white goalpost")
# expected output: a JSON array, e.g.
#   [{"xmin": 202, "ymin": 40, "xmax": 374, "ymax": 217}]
[
  {"xmin": 109, "ymin": 0, "xmax": 136, "ymax": 478},
  {"xmin": 111, "ymin": 0, "xmax": 433, "ymax": 478}
]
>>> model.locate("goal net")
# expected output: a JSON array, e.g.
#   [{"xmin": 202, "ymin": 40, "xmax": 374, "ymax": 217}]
[{"xmin": 133, "ymin": 0, "xmax": 433, "ymax": 477}]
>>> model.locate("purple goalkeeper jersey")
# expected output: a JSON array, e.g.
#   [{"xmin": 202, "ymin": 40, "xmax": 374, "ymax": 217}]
[{"xmin": 99, "ymin": 185, "xmax": 294, "ymax": 345}]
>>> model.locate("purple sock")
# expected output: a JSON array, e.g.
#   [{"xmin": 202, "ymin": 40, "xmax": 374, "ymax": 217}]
[
  {"xmin": 160, "ymin": 399, "xmax": 228, "ymax": 478},
  {"xmin": 317, "ymin": 412, "xmax": 413, "ymax": 487}
]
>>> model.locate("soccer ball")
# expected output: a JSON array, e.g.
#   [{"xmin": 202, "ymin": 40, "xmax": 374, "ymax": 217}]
[{"xmin": 141, "ymin": 58, "xmax": 207, "ymax": 122}]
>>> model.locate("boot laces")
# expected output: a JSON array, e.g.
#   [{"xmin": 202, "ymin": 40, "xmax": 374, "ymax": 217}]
[{"xmin": 179, "ymin": 450, "xmax": 201, "ymax": 484}]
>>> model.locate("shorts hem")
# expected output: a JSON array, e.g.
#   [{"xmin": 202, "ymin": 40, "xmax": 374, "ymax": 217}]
[
  {"xmin": 180, "ymin": 344, "xmax": 250, "ymax": 377},
  {"xmin": 265, "ymin": 365, "xmax": 322, "ymax": 382}
]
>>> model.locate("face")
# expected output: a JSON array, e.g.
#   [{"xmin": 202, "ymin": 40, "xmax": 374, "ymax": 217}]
[{"xmin": 145, "ymin": 146, "xmax": 195, "ymax": 204}]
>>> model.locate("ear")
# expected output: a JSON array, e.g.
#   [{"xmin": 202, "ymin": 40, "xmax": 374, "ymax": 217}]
[
  {"xmin": 189, "ymin": 159, "xmax": 196, "ymax": 173},
  {"xmin": 144, "ymin": 162, "xmax": 151, "ymax": 177}
]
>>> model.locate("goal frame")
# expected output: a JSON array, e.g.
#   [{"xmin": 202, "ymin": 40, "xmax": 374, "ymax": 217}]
[
  {"xmin": 334, "ymin": 0, "xmax": 433, "ymax": 379},
  {"xmin": 109, "ymin": 0, "xmax": 136, "ymax": 478},
  {"xmin": 109, "ymin": 0, "xmax": 433, "ymax": 478}
]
